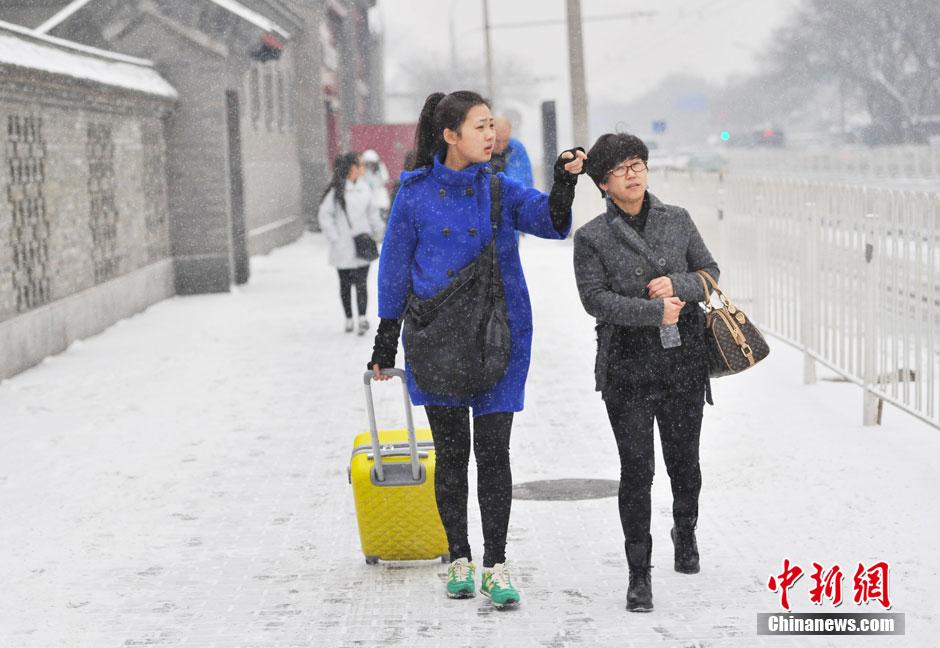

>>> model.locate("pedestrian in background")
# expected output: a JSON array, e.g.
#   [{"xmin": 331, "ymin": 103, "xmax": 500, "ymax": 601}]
[
  {"xmin": 490, "ymin": 116, "xmax": 534, "ymax": 188},
  {"xmin": 318, "ymin": 151, "xmax": 384, "ymax": 335},
  {"xmin": 361, "ymin": 149, "xmax": 391, "ymax": 221},
  {"xmin": 368, "ymin": 90, "xmax": 585, "ymax": 608},
  {"xmin": 574, "ymin": 133, "xmax": 720, "ymax": 613}
]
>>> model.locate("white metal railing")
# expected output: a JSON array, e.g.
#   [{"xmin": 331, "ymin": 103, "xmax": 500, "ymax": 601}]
[
  {"xmin": 724, "ymin": 145, "xmax": 940, "ymax": 182},
  {"xmin": 652, "ymin": 170, "xmax": 940, "ymax": 429}
]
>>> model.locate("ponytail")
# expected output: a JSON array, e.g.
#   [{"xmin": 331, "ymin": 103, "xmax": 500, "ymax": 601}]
[
  {"xmin": 412, "ymin": 92, "xmax": 445, "ymax": 169},
  {"xmin": 411, "ymin": 90, "xmax": 490, "ymax": 170},
  {"xmin": 320, "ymin": 151, "xmax": 361, "ymax": 213}
]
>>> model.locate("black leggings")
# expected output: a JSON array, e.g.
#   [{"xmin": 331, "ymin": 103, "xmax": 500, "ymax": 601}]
[
  {"xmin": 425, "ymin": 406, "xmax": 513, "ymax": 568},
  {"xmin": 338, "ymin": 266, "xmax": 368, "ymax": 318},
  {"xmin": 604, "ymin": 380, "xmax": 704, "ymax": 547}
]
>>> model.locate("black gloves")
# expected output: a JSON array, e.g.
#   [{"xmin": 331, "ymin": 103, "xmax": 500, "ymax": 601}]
[
  {"xmin": 367, "ymin": 318, "xmax": 402, "ymax": 370},
  {"xmin": 554, "ymin": 147, "xmax": 586, "ymax": 184},
  {"xmin": 548, "ymin": 147, "xmax": 585, "ymax": 233}
]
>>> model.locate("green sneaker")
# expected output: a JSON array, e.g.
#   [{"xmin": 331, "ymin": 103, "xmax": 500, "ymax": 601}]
[
  {"xmin": 446, "ymin": 558, "xmax": 476, "ymax": 599},
  {"xmin": 480, "ymin": 563, "xmax": 520, "ymax": 608}
]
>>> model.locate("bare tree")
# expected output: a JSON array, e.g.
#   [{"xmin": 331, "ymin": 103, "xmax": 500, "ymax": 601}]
[
  {"xmin": 388, "ymin": 51, "xmax": 540, "ymax": 111},
  {"xmin": 765, "ymin": 0, "xmax": 940, "ymax": 143}
]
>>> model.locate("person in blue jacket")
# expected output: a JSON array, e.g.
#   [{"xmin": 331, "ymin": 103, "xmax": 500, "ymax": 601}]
[
  {"xmin": 368, "ymin": 90, "xmax": 586, "ymax": 608},
  {"xmin": 490, "ymin": 116, "xmax": 534, "ymax": 189}
]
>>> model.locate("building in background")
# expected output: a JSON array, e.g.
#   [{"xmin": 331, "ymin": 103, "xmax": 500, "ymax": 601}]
[{"xmin": 0, "ymin": 0, "xmax": 383, "ymax": 380}]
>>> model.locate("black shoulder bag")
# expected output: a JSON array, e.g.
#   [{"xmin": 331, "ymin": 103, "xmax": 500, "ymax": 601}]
[
  {"xmin": 401, "ymin": 174, "xmax": 511, "ymax": 396},
  {"xmin": 339, "ymin": 197, "xmax": 379, "ymax": 261}
]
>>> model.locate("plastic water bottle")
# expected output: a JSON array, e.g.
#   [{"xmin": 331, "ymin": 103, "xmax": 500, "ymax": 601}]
[{"xmin": 659, "ymin": 324, "xmax": 682, "ymax": 349}]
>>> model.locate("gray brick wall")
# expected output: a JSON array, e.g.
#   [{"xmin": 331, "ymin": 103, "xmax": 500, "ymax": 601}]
[{"xmin": 0, "ymin": 78, "xmax": 172, "ymax": 326}]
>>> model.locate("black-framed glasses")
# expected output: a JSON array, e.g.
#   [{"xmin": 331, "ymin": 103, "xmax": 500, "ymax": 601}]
[{"xmin": 608, "ymin": 161, "xmax": 647, "ymax": 177}]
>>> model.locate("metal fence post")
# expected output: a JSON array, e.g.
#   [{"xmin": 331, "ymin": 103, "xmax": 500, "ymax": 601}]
[
  {"xmin": 755, "ymin": 186, "xmax": 768, "ymax": 325},
  {"xmin": 802, "ymin": 199, "xmax": 817, "ymax": 384},
  {"xmin": 862, "ymin": 212, "xmax": 881, "ymax": 426}
]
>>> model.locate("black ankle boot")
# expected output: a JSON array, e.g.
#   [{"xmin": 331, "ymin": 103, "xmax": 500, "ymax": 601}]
[
  {"xmin": 626, "ymin": 535, "xmax": 653, "ymax": 612},
  {"xmin": 671, "ymin": 517, "xmax": 700, "ymax": 574}
]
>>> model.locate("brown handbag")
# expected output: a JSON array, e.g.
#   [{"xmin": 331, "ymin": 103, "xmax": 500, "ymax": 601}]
[{"xmin": 697, "ymin": 271, "xmax": 770, "ymax": 377}]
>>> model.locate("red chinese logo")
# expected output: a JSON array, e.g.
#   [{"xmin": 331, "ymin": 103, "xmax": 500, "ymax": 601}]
[
  {"xmin": 767, "ymin": 558, "xmax": 804, "ymax": 611},
  {"xmin": 853, "ymin": 562, "xmax": 891, "ymax": 609},
  {"xmin": 767, "ymin": 559, "xmax": 892, "ymax": 610},
  {"xmin": 809, "ymin": 562, "xmax": 844, "ymax": 606}
]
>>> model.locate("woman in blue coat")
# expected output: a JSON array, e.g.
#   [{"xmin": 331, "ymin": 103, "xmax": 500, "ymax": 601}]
[{"xmin": 369, "ymin": 90, "xmax": 585, "ymax": 608}]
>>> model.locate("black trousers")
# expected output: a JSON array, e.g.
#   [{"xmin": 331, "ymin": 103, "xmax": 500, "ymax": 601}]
[
  {"xmin": 604, "ymin": 379, "xmax": 704, "ymax": 546},
  {"xmin": 425, "ymin": 406, "xmax": 513, "ymax": 568},
  {"xmin": 337, "ymin": 266, "xmax": 369, "ymax": 318}
]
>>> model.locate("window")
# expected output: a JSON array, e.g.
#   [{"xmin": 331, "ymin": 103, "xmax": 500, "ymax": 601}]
[
  {"xmin": 264, "ymin": 67, "xmax": 274, "ymax": 132},
  {"xmin": 248, "ymin": 65, "xmax": 260, "ymax": 127},
  {"xmin": 276, "ymin": 68, "xmax": 286, "ymax": 132}
]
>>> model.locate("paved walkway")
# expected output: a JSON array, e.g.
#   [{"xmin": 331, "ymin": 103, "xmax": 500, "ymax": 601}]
[{"xmin": 1, "ymin": 233, "xmax": 937, "ymax": 647}]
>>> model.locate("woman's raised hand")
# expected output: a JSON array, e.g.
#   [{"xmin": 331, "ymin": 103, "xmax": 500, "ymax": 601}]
[{"xmin": 560, "ymin": 149, "xmax": 588, "ymax": 175}]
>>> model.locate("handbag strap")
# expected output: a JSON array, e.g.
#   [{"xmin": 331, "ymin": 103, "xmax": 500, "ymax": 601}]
[
  {"xmin": 697, "ymin": 271, "xmax": 713, "ymax": 311},
  {"xmin": 697, "ymin": 270, "xmax": 753, "ymax": 358},
  {"xmin": 332, "ymin": 189, "xmax": 354, "ymax": 231},
  {"xmin": 488, "ymin": 174, "xmax": 503, "ymax": 301},
  {"xmin": 697, "ymin": 270, "xmax": 736, "ymax": 312},
  {"xmin": 488, "ymin": 173, "xmax": 501, "ymax": 234}
]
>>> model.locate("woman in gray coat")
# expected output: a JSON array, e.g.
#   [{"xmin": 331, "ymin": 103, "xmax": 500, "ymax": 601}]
[{"xmin": 573, "ymin": 133, "xmax": 719, "ymax": 613}]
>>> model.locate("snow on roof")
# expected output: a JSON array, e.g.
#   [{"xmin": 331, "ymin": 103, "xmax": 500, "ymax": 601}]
[
  {"xmin": 37, "ymin": 0, "xmax": 290, "ymax": 42},
  {"xmin": 208, "ymin": 0, "xmax": 291, "ymax": 39},
  {"xmin": 0, "ymin": 20, "xmax": 177, "ymax": 100},
  {"xmin": 35, "ymin": 0, "xmax": 96, "ymax": 35}
]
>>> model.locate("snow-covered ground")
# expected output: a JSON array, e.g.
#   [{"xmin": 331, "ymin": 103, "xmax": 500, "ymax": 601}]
[{"xmin": 0, "ymin": 232, "xmax": 937, "ymax": 647}]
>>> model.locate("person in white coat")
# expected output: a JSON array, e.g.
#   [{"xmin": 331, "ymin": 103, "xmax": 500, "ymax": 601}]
[
  {"xmin": 361, "ymin": 149, "xmax": 391, "ymax": 221},
  {"xmin": 318, "ymin": 152, "xmax": 385, "ymax": 335}
]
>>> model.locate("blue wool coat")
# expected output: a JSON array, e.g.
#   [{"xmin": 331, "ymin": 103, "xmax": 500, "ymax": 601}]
[{"xmin": 378, "ymin": 157, "xmax": 570, "ymax": 416}]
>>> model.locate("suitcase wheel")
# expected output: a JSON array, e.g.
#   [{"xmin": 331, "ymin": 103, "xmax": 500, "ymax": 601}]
[{"xmin": 365, "ymin": 556, "xmax": 379, "ymax": 565}]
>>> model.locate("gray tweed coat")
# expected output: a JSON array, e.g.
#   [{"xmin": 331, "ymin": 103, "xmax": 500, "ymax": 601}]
[{"xmin": 573, "ymin": 193, "xmax": 720, "ymax": 393}]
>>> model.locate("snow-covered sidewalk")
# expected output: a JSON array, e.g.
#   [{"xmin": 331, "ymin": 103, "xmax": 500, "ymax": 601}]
[{"xmin": 0, "ymin": 232, "xmax": 937, "ymax": 647}]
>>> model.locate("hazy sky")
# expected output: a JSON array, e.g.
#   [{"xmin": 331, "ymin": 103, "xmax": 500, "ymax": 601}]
[{"xmin": 377, "ymin": 0, "xmax": 798, "ymax": 151}]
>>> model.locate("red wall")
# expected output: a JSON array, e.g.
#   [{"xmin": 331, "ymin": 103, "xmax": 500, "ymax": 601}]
[{"xmin": 350, "ymin": 123, "xmax": 417, "ymax": 183}]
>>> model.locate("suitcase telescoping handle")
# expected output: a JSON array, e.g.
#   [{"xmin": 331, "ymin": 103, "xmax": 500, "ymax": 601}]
[{"xmin": 362, "ymin": 368, "xmax": 420, "ymax": 483}]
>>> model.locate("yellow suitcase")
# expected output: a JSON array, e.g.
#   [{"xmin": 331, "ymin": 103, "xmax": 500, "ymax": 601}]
[{"xmin": 348, "ymin": 368, "xmax": 448, "ymax": 564}]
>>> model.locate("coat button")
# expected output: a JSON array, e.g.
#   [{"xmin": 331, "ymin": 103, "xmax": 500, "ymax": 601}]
[
  {"xmin": 438, "ymin": 188, "xmax": 447, "ymax": 197},
  {"xmin": 447, "ymin": 269, "xmax": 455, "ymax": 277},
  {"xmin": 634, "ymin": 268, "xmax": 643, "ymax": 276},
  {"xmin": 658, "ymin": 258, "xmax": 666, "ymax": 266},
  {"xmin": 465, "ymin": 187, "xmax": 474, "ymax": 196},
  {"xmin": 468, "ymin": 227, "xmax": 477, "ymax": 236},
  {"xmin": 441, "ymin": 227, "xmax": 450, "ymax": 237}
]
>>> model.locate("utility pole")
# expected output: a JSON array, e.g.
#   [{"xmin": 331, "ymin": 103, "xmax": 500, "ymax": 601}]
[
  {"xmin": 566, "ymin": 0, "xmax": 588, "ymax": 146},
  {"xmin": 482, "ymin": 0, "xmax": 495, "ymax": 104},
  {"xmin": 449, "ymin": 0, "xmax": 458, "ymax": 73}
]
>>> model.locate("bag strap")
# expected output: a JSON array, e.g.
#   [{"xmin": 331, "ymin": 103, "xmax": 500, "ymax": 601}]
[
  {"xmin": 489, "ymin": 173, "xmax": 501, "ymax": 233},
  {"xmin": 697, "ymin": 270, "xmax": 733, "ymax": 310},
  {"xmin": 697, "ymin": 271, "xmax": 713, "ymax": 311},
  {"xmin": 488, "ymin": 174, "xmax": 503, "ymax": 301},
  {"xmin": 331, "ymin": 188, "xmax": 354, "ymax": 231}
]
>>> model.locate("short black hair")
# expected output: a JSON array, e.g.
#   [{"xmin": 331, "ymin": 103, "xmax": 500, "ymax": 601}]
[{"xmin": 584, "ymin": 133, "xmax": 649, "ymax": 195}]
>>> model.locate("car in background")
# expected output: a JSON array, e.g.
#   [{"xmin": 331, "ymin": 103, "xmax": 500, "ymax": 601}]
[{"xmin": 650, "ymin": 149, "xmax": 728, "ymax": 173}]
